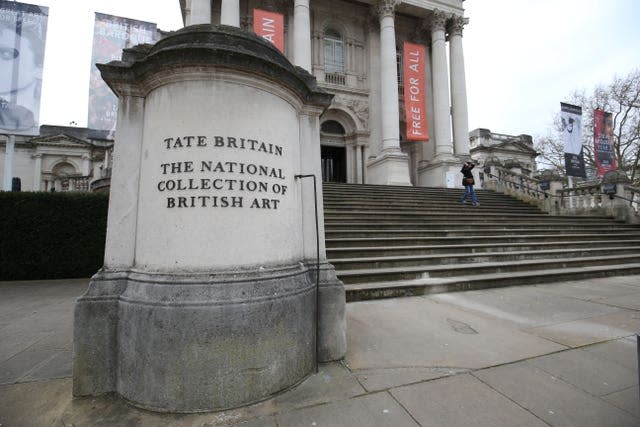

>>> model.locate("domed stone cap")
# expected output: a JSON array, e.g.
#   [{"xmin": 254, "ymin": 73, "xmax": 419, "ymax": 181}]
[{"xmin": 97, "ymin": 24, "xmax": 332, "ymax": 107}]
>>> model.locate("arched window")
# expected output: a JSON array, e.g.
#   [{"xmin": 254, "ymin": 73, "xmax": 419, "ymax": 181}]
[
  {"xmin": 323, "ymin": 29, "xmax": 344, "ymax": 74},
  {"xmin": 321, "ymin": 120, "xmax": 345, "ymax": 135}
]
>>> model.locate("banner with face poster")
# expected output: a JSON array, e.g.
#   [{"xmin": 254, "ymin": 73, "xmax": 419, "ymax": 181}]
[
  {"xmin": 560, "ymin": 102, "xmax": 585, "ymax": 177},
  {"xmin": 593, "ymin": 109, "xmax": 617, "ymax": 177},
  {"xmin": 88, "ymin": 13, "xmax": 157, "ymax": 138},
  {"xmin": 0, "ymin": 1, "xmax": 48, "ymax": 135},
  {"xmin": 253, "ymin": 9, "xmax": 284, "ymax": 53},
  {"xmin": 403, "ymin": 42, "xmax": 428, "ymax": 141}
]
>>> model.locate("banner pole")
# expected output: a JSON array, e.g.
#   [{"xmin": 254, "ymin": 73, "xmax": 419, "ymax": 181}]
[{"xmin": 568, "ymin": 175, "xmax": 574, "ymax": 209}]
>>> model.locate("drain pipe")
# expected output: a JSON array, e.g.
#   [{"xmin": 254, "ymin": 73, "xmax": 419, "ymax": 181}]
[{"xmin": 295, "ymin": 174, "xmax": 320, "ymax": 373}]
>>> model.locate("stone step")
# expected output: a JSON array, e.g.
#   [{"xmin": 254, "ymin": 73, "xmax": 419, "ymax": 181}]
[
  {"xmin": 323, "ymin": 211, "xmax": 617, "ymax": 222},
  {"xmin": 343, "ymin": 263, "xmax": 640, "ymax": 301},
  {"xmin": 325, "ymin": 227, "xmax": 640, "ymax": 239},
  {"xmin": 321, "ymin": 182, "xmax": 640, "ymax": 300},
  {"xmin": 322, "ymin": 197, "xmax": 538, "ymax": 205},
  {"xmin": 325, "ymin": 223, "xmax": 638, "ymax": 233},
  {"xmin": 327, "ymin": 239, "xmax": 640, "ymax": 258},
  {"xmin": 325, "ymin": 232, "xmax": 640, "ymax": 248},
  {"xmin": 337, "ymin": 253, "xmax": 640, "ymax": 285},
  {"xmin": 330, "ymin": 246, "xmax": 640, "ymax": 270}
]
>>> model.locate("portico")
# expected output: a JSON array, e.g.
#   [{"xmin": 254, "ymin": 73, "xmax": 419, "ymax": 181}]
[{"xmin": 178, "ymin": 0, "xmax": 471, "ymax": 188}]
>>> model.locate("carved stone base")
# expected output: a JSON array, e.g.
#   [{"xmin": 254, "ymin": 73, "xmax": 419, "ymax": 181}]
[
  {"xmin": 74, "ymin": 265, "xmax": 316, "ymax": 413},
  {"xmin": 367, "ymin": 149, "xmax": 412, "ymax": 186},
  {"xmin": 417, "ymin": 155, "xmax": 466, "ymax": 188}
]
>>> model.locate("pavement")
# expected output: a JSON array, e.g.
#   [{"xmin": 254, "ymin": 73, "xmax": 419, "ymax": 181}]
[{"xmin": 1, "ymin": 276, "xmax": 640, "ymax": 427}]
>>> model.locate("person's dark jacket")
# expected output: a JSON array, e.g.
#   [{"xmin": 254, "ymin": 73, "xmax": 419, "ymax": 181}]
[{"xmin": 461, "ymin": 163, "xmax": 475, "ymax": 186}]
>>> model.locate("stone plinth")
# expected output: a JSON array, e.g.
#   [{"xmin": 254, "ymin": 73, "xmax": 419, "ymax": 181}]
[{"xmin": 73, "ymin": 25, "xmax": 345, "ymax": 413}]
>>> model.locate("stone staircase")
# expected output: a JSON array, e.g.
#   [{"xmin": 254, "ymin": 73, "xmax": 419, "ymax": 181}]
[{"xmin": 323, "ymin": 183, "xmax": 640, "ymax": 302}]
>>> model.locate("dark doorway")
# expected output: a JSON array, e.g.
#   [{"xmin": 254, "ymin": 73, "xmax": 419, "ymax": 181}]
[{"xmin": 321, "ymin": 145, "xmax": 346, "ymax": 183}]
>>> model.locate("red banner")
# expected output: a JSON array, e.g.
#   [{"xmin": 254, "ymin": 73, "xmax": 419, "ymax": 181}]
[
  {"xmin": 253, "ymin": 9, "xmax": 284, "ymax": 53},
  {"xmin": 403, "ymin": 42, "xmax": 428, "ymax": 141},
  {"xmin": 593, "ymin": 109, "xmax": 617, "ymax": 177}
]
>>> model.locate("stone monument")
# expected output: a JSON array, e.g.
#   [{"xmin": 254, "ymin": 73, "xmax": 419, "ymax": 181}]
[{"xmin": 73, "ymin": 24, "xmax": 346, "ymax": 413}]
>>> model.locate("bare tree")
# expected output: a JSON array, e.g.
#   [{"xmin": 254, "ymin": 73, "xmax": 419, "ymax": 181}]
[{"xmin": 534, "ymin": 69, "xmax": 640, "ymax": 183}]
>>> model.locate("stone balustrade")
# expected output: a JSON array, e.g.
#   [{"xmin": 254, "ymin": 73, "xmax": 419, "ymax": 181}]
[{"xmin": 482, "ymin": 165, "xmax": 639, "ymax": 224}]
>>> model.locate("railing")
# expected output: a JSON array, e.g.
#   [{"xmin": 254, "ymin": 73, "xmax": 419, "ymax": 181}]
[
  {"xmin": 324, "ymin": 73, "xmax": 346, "ymax": 86},
  {"xmin": 483, "ymin": 165, "xmax": 640, "ymax": 224},
  {"xmin": 483, "ymin": 167, "xmax": 550, "ymax": 210},
  {"xmin": 60, "ymin": 176, "xmax": 91, "ymax": 192}
]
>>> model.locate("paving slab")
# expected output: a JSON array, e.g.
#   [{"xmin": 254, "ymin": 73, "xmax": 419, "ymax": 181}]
[
  {"xmin": 534, "ymin": 278, "xmax": 640, "ymax": 301},
  {"xmin": 431, "ymin": 286, "xmax": 622, "ymax": 328},
  {"xmin": 37, "ymin": 362, "xmax": 364, "ymax": 427},
  {"xmin": 352, "ymin": 366, "xmax": 467, "ymax": 393},
  {"xmin": 527, "ymin": 346, "xmax": 637, "ymax": 396},
  {"xmin": 1, "ymin": 276, "xmax": 639, "ymax": 426},
  {"xmin": 595, "ymin": 293, "xmax": 640, "ymax": 311},
  {"xmin": 474, "ymin": 361, "xmax": 639, "ymax": 427},
  {"xmin": 390, "ymin": 373, "xmax": 547, "ymax": 427},
  {"xmin": 346, "ymin": 296, "xmax": 564, "ymax": 374},
  {"xmin": 0, "ymin": 378, "xmax": 71, "ymax": 427},
  {"xmin": 0, "ymin": 346, "xmax": 62, "ymax": 384},
  {"xmin": 526, "ymin": 309, "xmax": 640, "ymax": 347},
  {"xmin": 276, "ymin": 391, "xmax": 418, "ymax": 427},
  {"xmin": 581, "ymin": 339, "xmax": 640, "ymax": 371},
  {"xmin": 602, "ymin": 385, "xmax": 640, "ymax": 418}
]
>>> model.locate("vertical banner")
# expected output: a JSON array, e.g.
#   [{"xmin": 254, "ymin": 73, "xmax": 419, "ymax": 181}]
[
  {"xmin": 403, "ymin": 42, "xmax": 428, "ymax": 141},
  {"xmin": 0, "ymin": 1, "xmax": 48, "ymax": 135},
  {"xmin": 88, "ymin": 13, "xmax": 157, "ymax": 137},
  {"xmin": 593, "ymin": 109, "xmax": 617, "ymax": 177},
  {"xmin": 253, "ymin": 9, "xmax": 284, "ymax": 53},
  {"xmin": 560, "ymin": 102, "xmax": 585, "ymax": 177}
]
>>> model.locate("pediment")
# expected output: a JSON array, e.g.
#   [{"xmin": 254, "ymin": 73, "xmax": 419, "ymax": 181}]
[{"xmin": 29, "ymin": 134, "xmax": 93, "ymax": 148}]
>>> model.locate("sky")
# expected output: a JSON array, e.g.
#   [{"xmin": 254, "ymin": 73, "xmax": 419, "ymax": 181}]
[
  {"xmin": 463, "ymin": 0, "xmax": 640, "ymax": 138},
  {"xmin": 27, "ymin": 0, "xmax": 184, "ymax": 128},
  {"xmin": 12, "ymin": 0, "xmax": 640, "ymax": 140}
]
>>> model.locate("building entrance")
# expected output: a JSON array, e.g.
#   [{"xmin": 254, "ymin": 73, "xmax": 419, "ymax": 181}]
[{"xmin": 321, "ymin": 145, "xmax": 346, "ymax": 182}]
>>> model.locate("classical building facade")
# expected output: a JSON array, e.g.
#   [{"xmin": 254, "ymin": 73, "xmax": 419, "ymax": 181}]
[
  {"xmin": 2, "ymin": 0, "xmax": 472, "ymax": 191},
  {"xmin": 469, "ymin": 128, "xmax": 538, "ymax": 177},
  {"xmin": 179, "ymin": 0, "xmax": 470, "ymax": 187},
  {"xmin": 0, "ymin": 126, "xmax": 113, "ymax": 192}
]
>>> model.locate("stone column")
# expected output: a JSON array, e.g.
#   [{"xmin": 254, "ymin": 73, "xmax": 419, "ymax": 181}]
[
  {"xmin": 366, "ymin": 1, "xmax": 411, "ymax": 186},
  {"xmin": 32, "ymin": 154, "xmax": 42, "ymax": 191},
  {"xmin": 82, "ymin": 154, "xmax": 91, "ymax": 176},
  {"xmin": 298, "ymin": 109, "xmax": 346, "ymax": 362},
  {"xmin": 187, "ymin": 0, "xmax": 211, "ymax": 25},
  {"xmin": 379, "ymin": 1, "xmax": 401, "ymax": 153},
  {"xmin": 355, "ymin": 143, "xmax": 363, "ymax": 184},
  {"xmin": 3, "ymin": 135, "xmax": 14, "ymax": 191},
  {"xmin": 74, "ymin": 26, "xmax": 344, "ymax": 411},
  {"xmin": 449, "ymin": 15, "xmax": 470, "ymax": 157},
  {"xmin": 293, "ymin": 0, "xmax": 312, "ymax": 72},
  {"xmin": 431, "ymin": 9, "xmax": 453, "ymax": 158},
  {"xmin": 220, "ymin": 0, "xmax": 240, "ymax": 27},
  {"xmin": 103, "ymin": 95, "xmax": 145, "ymax": 269}
]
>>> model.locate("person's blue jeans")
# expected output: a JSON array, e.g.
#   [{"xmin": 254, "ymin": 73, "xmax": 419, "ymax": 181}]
[{"xmin": 461, "ymin": 185, "xmax": 478, "ymax": 205}]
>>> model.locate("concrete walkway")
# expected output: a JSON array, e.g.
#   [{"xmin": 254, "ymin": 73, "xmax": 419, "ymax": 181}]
[{"xmin": 1, "ymin": 276, "xmax": 639, "ymax": 426}]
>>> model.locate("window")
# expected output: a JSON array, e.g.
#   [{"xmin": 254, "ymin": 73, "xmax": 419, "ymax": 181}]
[
  {"xmin": 321, "ymin": 120, "xmax": 345, "ymax": 135},
  {"xmin": 323, "ymin": 29, "xmax": 344, "ymax": 74}
]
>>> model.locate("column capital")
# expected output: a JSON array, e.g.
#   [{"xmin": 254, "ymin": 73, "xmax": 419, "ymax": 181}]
[
  {"xmin": 449, "ymin": 14, "xmax": 468, "ymax": 37},
  {"xmin": 431, "ymin": 9, "xmax": 448, "ymax": 33},
  {"xmin": 377, "ymin": 0, "xmax": 400, "ymax": 20}
]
